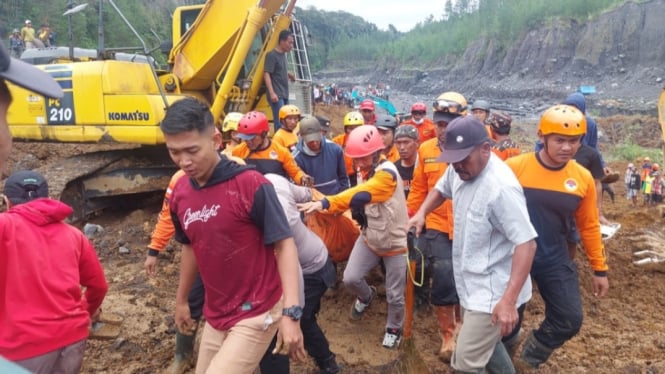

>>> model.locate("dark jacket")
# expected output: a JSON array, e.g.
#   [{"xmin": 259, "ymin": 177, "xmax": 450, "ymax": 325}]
[
  {"xmin": 563, "ymin": 92, "xmax": 604, "ymax": 166},
  {"xmin": 293, "ymin": 138, "xmax": 349, "ymax": 195}
]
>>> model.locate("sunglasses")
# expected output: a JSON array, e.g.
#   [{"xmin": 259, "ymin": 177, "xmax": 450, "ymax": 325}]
[
  {"xmin": 411, "ymin": 111, "xmax": 426, "ymax": 115},
  {"xmin": 432, "ymin": 100, "xmax": 464, "ymax": 114}
]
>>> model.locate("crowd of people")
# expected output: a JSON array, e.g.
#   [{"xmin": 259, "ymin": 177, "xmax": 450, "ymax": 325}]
[
  {"xmin": 313, "ymin": 82, "xmax": 391, "ymax": 108},
  {"xmin": 625, "ymin": 157, "xmax": 664, "ymax": 207},
  {"xmin": 0, "ymin": 31, "xmax": 622, "ymax": 374},
  {"xmin": 7, "ymin": 20, "xmax": 55, "ymax": 57}
]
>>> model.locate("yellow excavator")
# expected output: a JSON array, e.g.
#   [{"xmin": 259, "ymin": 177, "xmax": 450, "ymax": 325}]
[{"xmin": 6, "ymin": 0, "xmax": 311, "ymax": 220}]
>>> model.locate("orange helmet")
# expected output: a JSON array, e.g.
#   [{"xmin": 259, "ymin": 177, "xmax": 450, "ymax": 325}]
[
  {"xmin": 345, "ymin": 126, "xmax": 384, "ymax": 158},
  {"xmin": 652, "ymin": 163, "xmax": 660, "ymax": 171},
  {"xmin": 538, "ymin": 105, "xmax": 586, "ymax": 137},
  {"xmin": 278, "ymin": 104, "xmax": 301, "ymax": 121}
]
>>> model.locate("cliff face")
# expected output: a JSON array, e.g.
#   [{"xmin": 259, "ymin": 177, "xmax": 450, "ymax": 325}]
[{"xmin": 318, "ymin": 1, "xmax": 665, "ymax": 113}]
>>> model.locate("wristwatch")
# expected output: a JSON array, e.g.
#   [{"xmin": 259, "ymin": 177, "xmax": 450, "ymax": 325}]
[{"xmin": 282, "ymin": 305, "xmax": 303, "ymax": 321}]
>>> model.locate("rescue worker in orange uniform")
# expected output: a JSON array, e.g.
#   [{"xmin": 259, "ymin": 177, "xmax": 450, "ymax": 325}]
[
  {"xmin": 298, "ymin": 125, "xmax": 408, "ymax": 350},
  {"xmin": 272, "ymin": 104, "xmax": 301, "ymax": 152},
  {"xmin": 359, "ymin": 99, "xmax": 378, "ymax": 125},
  {"xmin": 375, "ymin": 114, "xmax": 400, "ymax": 163},
  {"xmin": 406, "ymin": 91, "xmax": 467, "ymax": 362},
  {"xmin": 332, "ymin": 111, "xmax": 364, "ymax": 186},
  {"xmin": 232, "ymin": 111, "xmax": 313, "ymax": 186},
  {"xmin": 400, "ymin": 102, "xmax": 436, "ymax": 143},
  {"xmin": 506, "ymin": 105, "xmax": 609, "ymax": 369}
]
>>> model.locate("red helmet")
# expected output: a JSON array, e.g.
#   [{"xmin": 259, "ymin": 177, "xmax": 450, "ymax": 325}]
[
  {"xmin": 411, "ymin": 102, "xmax": 427, "ymax": 113},
  {"xmin": 237, "ymin": 111, "xmax": 269, "ymax": 139},
  {"xmin": 345, "ymin": 126, "xmax": 384, "ymax": 158}
]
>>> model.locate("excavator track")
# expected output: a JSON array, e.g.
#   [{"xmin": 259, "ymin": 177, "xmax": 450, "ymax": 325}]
[{"xmin": 32, "ymin": 146, "xmax": 176, "ymax": 221}]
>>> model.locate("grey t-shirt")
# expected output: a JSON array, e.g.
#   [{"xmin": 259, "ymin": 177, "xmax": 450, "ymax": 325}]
[
  {"xmin": 264, "ymin": 49, "xmax": 289, "ymax": 99},
  {"xmin": 264, "ymin": 174, "xmax": 328, "ymax": 275}
]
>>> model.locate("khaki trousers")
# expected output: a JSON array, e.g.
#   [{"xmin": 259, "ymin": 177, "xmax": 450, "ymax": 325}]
[
  {"xmin": 196, "ymin": 298, "xmax": 283, "ymax": 374},
  {"xmin": 451, "ymin": 309, "xmax": 502, "ymax": 372}
]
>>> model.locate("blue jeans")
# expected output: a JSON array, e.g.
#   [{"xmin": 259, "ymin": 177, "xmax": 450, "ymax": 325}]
[
  {"xmin": 414, "ymin": 229, "xmax": 458, "ymax": 306},
  {"xmin": 530, "ymin": 260, "xmax": 583, "ymax": 349},
  {"xmin": 268, "ymin": 96, "xmax": 288, "ymax": 132}
]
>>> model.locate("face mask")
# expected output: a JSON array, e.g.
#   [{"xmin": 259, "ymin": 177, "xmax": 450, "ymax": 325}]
[{"xmin": 413, "ymin": 118, "xmax": 424, "ymax": 125}]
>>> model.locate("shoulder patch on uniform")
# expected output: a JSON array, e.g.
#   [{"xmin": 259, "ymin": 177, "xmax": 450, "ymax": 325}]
[{"xmin": 269, "ymin": 150, "xmax": 278, "ymax": 159}]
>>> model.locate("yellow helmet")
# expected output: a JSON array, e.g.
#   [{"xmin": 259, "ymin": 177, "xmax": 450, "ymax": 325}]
[
  {"xmin": 433, "ymin": 91, "xmax": 468, "ymax": 114},
  {"xmin": 343, "ymin": 111, "xmax": 364, "ymax": 127},
  {"xmin": 222, "ymin": 112, "xmax": 244, "ymax": 132},
  {"xmin": 278, "ymin": 104, "xmax": 301, "ymax": 121},
  {"xmin": 538, "ymin": 105, "xmax": 587, "ymax": 137}
]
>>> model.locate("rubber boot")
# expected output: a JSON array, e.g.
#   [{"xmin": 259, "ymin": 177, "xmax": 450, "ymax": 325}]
[
  {"xmin": 485, "ymin": 342, "xmax": 515, "ymax": 374},
  {"xmin": 515, "ymin": 331, "xmax": 554, "ymax": 370},
  {"xmin": 435, "ymin": 305, "xmax": 457, "ymax": 363},
  {"xmin": 502, "ymin": 329, "xmax": 522, "ymax": 358},
  {"xmin": 165, "ymin": 330, "xmax": 196, "ymax": 374},
  {"xmin": 317, "ymin": 353, "xmax": 341, "ymax": 374}
]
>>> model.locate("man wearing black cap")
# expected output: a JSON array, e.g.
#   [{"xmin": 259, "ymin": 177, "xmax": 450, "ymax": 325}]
[
  {"xmin": 412, "ymin": 116, "xmax": 537, "ymax": 373},
  {"xmin": 0, "ymin": 170, "xmax": 108, "ymax": 373},
  {"xmin": 0, "ymin": 40, "xmax": 63, "ymax": 172}
]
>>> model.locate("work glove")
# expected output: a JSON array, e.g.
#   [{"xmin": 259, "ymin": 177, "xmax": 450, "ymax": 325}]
[{"xmin": 351, "ymin": 206, "xmax": 368, "ymax": 230}]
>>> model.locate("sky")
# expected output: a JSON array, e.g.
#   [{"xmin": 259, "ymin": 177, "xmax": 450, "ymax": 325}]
[{"xmin": 296, "ymin": 0, "xmax": 444, "ymax": 33}]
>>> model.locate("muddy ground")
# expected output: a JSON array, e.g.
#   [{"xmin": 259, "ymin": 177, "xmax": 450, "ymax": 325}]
[{"xmin": 5, "ymin": 104, "xmax": 665, "ymax": 373}]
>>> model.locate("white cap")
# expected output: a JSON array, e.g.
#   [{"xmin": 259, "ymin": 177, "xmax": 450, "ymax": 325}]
[{"xmin": 25, "ymin": 20, "xmax": 31, "ymax": 24}]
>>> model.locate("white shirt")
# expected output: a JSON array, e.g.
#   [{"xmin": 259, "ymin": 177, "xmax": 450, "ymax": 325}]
[{"xmin": 435, "ymin": 154, "xmax": 538, "ymax": 313}]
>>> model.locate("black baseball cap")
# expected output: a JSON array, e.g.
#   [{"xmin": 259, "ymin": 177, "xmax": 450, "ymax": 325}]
[
  {"xmin": 315, "ymin": 115, "xmax": 331, "ymax": 129},
  {"xmin": 0, "ymin": 40, "xmax": 63, "ymax": 98},
  {"xmin": 432, "ymin": 111, "xmax": 460, "ymax": 123},
  {"xmin": 3, "ymin": 170, "xmax": 49, "ymax": 205},
  {"xmin": 437, "ymin": 116, "xmax": 489, "ymax": 163}
]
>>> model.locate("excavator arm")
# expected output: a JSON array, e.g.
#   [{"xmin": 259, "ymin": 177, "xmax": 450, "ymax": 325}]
[{"xmin": 166, "ymin": 0, "xmax": 299, "ymax": 124}]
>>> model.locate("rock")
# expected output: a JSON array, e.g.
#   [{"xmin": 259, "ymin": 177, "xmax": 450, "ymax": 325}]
[
  {"xmin": 119, "ymin": 246, "xmax": 131, "ymax": 254},
  {"xmin": 83, "ymin": 223, "xmax": 104, "ymax": 238},
  {"xmin": 656, "ymin": 77, "xmax": 663, "ymax": 83},
  {"xmin": 111, "ymin": 338, "xmax": 126, "ymax": 350}
]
